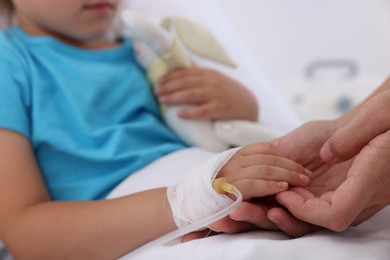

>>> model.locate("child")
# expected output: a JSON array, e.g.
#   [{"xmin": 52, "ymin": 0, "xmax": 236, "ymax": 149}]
[{"xmin": 0, "ymin": 0, "xmax": 310, "ymax": 258}]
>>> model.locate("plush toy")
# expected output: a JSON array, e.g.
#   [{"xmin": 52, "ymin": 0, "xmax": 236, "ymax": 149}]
[{"xmin": 121, "ymin": 9, "xmax": 282, "ymax": 152}]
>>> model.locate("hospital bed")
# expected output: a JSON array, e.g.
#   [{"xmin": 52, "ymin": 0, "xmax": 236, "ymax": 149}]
[{"xmin": 1, "ymin": 0, "xmax": 390, "ymax": 259}]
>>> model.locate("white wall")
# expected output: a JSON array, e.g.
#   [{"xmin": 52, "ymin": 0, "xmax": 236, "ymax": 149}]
[{"xmin": 216, "ymin": 0, "xmax": 390, "ymax": 120}]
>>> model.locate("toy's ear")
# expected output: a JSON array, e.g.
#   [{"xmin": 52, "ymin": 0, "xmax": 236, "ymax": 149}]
[{"xmin": 162, "ymin": 17, "xmax": 236, "ymax": 68}]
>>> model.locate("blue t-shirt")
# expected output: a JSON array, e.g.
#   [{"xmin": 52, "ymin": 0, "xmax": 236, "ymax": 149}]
[{"xmin": 0, "ymin": 27, "xmax": 186, "ymax": 200}]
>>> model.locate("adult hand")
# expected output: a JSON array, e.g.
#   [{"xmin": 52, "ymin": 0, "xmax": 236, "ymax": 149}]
[
  {"xmin": 262, "ymin": 120, "xmax": 343, "ymax": 236},
  {"xmin": 272, "ymin": 119, "xmax": 341, "ymax": 170},
  {"xmin": 182, "ymin": 196, "xmax": 320, "ymax": 241},
  {"xmin": 155, "ymin": 67, "xmax": 259, "ymax": 121},
  {"xmin": 181, "ymin": 120, "xmax": 362, "ymax": 240},
  {"xmin": 320, "ymin": 88, "xmax": 390, "ymax": 163},
  {"xmin": 277, "ymin": 130, "xmax": 390, "ymax": 231},
  {"xmin": 268, "ymin": 81, "xmax": 390, "ymax": 233},
  {"xmin": 184, "ymin": 82, "xmax": 390, "ymax": 239}
]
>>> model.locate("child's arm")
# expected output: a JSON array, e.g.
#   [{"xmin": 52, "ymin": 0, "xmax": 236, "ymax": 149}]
[
  {"xmin": 0, "ymin": 130, "xmax": 309, "ymax": 258},
  {"xmin": 156, "ymin": 67, "xmax": 259, "ymax": 122},
  {"xmin": 0, "ymin": 129, "xmax": 176, "ymax": 259}
]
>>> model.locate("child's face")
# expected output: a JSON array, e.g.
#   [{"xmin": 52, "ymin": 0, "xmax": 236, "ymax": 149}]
[{"xmin": 13, "ymin": 0, "xmax": 121, "ymax": 45}]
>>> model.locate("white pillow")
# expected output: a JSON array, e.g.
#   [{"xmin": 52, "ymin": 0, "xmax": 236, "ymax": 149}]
[{"xmin": 122, "ymin": 0, "xmax": 302, "ymax": 133}]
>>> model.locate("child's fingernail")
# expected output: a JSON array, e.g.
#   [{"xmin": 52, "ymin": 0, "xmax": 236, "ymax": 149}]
[{"xmin": 278, "ymin": 182, "xmax": 288, "ymax": 189}]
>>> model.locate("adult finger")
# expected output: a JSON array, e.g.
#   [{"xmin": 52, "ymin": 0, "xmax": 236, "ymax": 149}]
[
  {"xmin": 208, "ymin": 215, "xmax": 256, "ymax": 234},
  {"xmin": 351, "ymin": 204, "xmax": 386, "ymax": 226},
  {"xmin": 227, "ymin": 201, "xmax": 278, "ymax": 230},
  {"xmin": 267, "ymin": 207, "xmax": 321, "ymax": 237},
  {"xmin": 320, "ymin": 91, "xmax": 390, "ymax": 163},
  {"xmin": 181, "ymin": 229, "xmax": 217, "ymax": 242},
  {"xmin": 276, "ymin": 176, "xmax": 370, "ymax": 232}
]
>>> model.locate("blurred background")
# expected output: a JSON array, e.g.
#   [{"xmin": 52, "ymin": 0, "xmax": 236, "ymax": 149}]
[{"xmin": 215, "ymin": 0, "xmax": 390, "ymax": 121}]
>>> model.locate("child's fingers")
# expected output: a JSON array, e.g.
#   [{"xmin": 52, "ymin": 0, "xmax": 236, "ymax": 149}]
[
  {"xmin": 238, "ymin": 142, "xmax": 288, "ymax": 157},
  {"xmin": 159, "ymin": 67, "xmax": 204, "ymax": 84},
  {"xmin": 238, "ymin": 142, "xmax": 312, "ymax": 172},
  {"xmin": 240, "ymin": 154, "xmax": 312, "ymax": 177},
  {"xmin": 158, "ymin": 88, "xmax": 207, "ymax": 105},
  {"xmin": 157, "ymin": 69, "xmax": 207, "ymax": 95},
  {"xmin": 232, "ymin": 179, "xmax": 289, "ymax": 200},
  {"xmin": 156, "ymin": 78, "xmax": 203, "ymax": 96},
  {"xmin": 227, "ymin": 165, "xmax": 310, "ymax": 187}
]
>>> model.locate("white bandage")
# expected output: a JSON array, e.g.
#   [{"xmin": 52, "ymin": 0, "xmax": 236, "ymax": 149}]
[{"xmin": 167, "ymin": 147, "xmax": 240, "ymax": 228}]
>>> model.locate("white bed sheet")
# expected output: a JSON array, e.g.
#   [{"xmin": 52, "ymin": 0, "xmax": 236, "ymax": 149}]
[{"xmin": 108, "ymin": 148, "xmax": 390, "ymax": 260}]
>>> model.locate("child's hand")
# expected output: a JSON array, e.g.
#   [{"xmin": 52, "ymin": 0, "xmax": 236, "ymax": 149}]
[
  {"xmin": 155, "ymin": 67, "xmax": 259, "ymax": 122},
  {"xmin": 218, "ymin": 142, "xmax": 312, "ymax": 201},
  {"xmin": 181, "ymin": 142, "xmax": 312, "ymax": 241},
  {"xmin": 210, "ymin": 143, "xmax": 311, "ymax": 235}
]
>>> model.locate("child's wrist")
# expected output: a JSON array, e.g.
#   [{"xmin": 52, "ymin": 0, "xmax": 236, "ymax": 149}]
[{"xmin": 166, "ymin": 147, "xmax": 240, "ymax": 228}]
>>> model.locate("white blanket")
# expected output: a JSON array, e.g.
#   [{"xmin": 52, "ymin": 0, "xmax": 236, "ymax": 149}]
[{"xmin": 108, "ymin": 148, "xmax": 390, "ymax": 260}]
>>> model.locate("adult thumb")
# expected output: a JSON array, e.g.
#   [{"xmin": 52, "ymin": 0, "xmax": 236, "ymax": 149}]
[{"xmin": 320, "ymin": 96, "xmax": 390, "ymax": 162}]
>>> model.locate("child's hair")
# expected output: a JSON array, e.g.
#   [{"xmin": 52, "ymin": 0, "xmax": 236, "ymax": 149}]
[{"xmin": 0, "ymin": 0, "xmax": 14, "ymax": 23}]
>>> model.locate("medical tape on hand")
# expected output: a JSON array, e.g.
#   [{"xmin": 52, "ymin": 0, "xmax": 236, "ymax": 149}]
[{"xmin": 167, "ymin": 147, "xmax": 240, "ymax": 228}]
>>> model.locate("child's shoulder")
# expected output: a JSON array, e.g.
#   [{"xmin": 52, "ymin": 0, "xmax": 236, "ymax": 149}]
[
  {"xmin": 0, "ymin": 27, "xmax": 31, "ymax": 67},
  {"xmin": 0, "ymin": 27, "xmax": 23, "ymax": 54},
  {"xmin": 0, "ymin": 27, "xmax": 20, "ymax": 46}
]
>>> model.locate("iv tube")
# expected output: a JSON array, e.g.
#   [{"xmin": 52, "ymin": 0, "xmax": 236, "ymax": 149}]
[{"xmin": 125, "ymin": 179, "xmax": 243, "ymax": 258}]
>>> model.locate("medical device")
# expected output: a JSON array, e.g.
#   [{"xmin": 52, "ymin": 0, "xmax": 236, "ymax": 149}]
[{"xmin": 123, "ymin": 178, "xmax": 242, "ymax": 258}]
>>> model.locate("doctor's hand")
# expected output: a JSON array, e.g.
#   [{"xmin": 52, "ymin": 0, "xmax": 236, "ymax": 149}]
[
  {"xmin": 212, "ymin": 119, "xmax": 342, "ymax": 238},
  {"xmin": 276, "ymin": 130, "xmax": 390, "ymax": 231},
  {"xmin": 183, "ymin": 123, "xmax": 346, "ymax": 241},
  {"xmin": 184, "ymin": 78, "xmax": 390, "ymax": 239},
  {"xmin": 269, "ymin": 85, "xmax": 390, "ymax": 233},
  {"xmin": 272, "ymin": 120, "xmax": 341, "ymax": 170},
  {"xmin": 155, "ymin": 67, "xmax": 259, "ymax": 122},
  {"xmin": 192, "ymin": 78, "xmax": 390, "ymax": 237},
  {"xmin": 320, "ymin": 89, "xmax": 390, "ymax": 163},
  {"xmin": 186, "ymin": 104, "xmax": 390, "ymax": 238}
]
